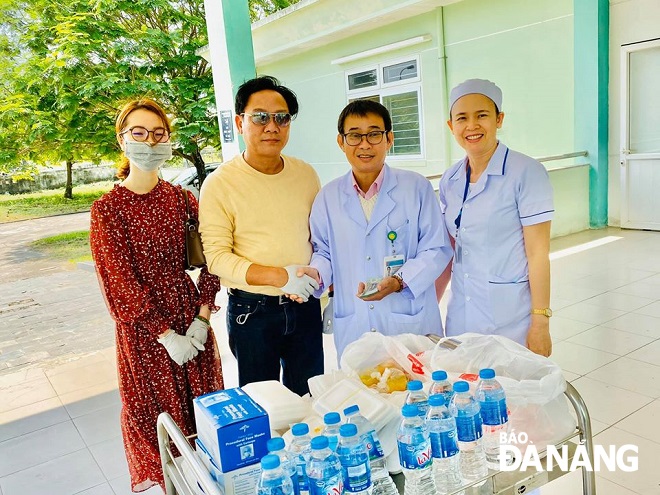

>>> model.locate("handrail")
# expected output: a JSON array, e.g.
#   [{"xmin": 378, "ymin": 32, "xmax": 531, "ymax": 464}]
[
  {"xmin": 537, "ymin": 151, "xmax": 588, "ymax": 162},
  {"xmin": 425, "ymin": 151, "xmax": 589, "ymax": 182}
]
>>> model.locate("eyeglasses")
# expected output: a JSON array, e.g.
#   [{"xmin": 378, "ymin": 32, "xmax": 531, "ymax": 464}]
[
  {"xmin": 342, "ymin": 130, "xmax": 387, "ymax": 146},
  {"xmin": 120, "ymin": 126, "xmax": 170, "ymax": 143},
  {"xmin": 241, "ymin": 112, "xmax": 293, "ymax": 127}
]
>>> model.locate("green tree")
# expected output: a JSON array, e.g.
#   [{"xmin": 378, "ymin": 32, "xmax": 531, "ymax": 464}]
[
  {"xmin": 1, "ymin": 0, "xmax": 218, "ymax": 196},
  {"xmin": 0, "ymin": 0, "xmax": 301, "ymax": 198},
  {"xmin": 248, "ymin": 0, "xmax": 299, "ymax": 20}
]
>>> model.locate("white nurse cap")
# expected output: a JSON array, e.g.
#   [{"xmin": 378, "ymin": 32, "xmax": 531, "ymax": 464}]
[{"xmin": 449, "ymin": 79, "xmax": 502, "ymax": 112}]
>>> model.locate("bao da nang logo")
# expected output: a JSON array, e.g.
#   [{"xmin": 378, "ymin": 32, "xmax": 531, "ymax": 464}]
[{"xmin": 497, "ymin": 432, "xmax": 639, "ymax": 472}]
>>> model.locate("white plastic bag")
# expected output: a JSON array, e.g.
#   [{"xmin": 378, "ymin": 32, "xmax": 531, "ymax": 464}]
[
  {"xmin": 340, "ymin": 332, "xmax": 435, "ymax": 381},
  {"xmin": 339, "ymin": 333, "xmax": 436, "ymax": 462},
  {"xmin": 430, "ymin": 333, "xmax": 576, "ymax": 447}
]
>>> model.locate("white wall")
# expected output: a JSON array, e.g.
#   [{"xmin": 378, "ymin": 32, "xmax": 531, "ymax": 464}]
[{"xmin": 608, "ymin": 0, "xmax": 660, "ymax": 226}]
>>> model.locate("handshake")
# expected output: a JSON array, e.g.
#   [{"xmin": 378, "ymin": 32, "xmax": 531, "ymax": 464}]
[{"xmin": 281, "ymin": 264, "xmax": 320, "ymax": 303}]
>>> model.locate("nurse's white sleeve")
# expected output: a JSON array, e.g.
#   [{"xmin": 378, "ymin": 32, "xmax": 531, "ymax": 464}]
[{"xmin": 518, "ymin": 159, "xmax": 554, "ymax": 227}]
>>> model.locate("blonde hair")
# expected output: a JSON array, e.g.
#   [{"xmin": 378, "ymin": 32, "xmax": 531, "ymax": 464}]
[{"xmin": 115, "ymin": 98, "xmax": 172, "ymax": 180}]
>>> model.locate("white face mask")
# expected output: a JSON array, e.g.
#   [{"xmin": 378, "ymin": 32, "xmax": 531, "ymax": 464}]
[{"xmin": 124, "ymin": 141, "xmax": 172, "ymax": 171}]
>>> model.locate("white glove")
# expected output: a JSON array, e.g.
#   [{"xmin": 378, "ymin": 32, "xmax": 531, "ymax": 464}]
[
  {"xmin": 186, "ymin": 317, "xmax": 209, "ymax": 345},
  {"xmin": 157, "ymin": 330, "xmax": 204, "ymax": 366},
  {"xmin": 281, "ymin": 265, "xmax": 319, "ymax": 302},
  {"xmin": 322, "ymin": 297, "xmax": 333, "ymax": 334}
]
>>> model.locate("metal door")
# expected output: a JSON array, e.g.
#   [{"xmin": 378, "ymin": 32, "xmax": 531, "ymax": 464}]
[{"xmin": 620, "ymin": 38, "xmax": 660, "ymax": 230}]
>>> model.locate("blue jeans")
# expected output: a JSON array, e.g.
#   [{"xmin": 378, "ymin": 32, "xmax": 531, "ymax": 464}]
[{"xmin": 226, "ymin": 291, "xmax": 324, "ymax": 396}]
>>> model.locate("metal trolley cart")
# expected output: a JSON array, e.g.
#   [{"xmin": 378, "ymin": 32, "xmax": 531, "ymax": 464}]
[
  {"xmin": 157, "ymin": 412, "xmax": 223, "ymax": 495},
  {"xmin": 158, "ymin": 382, "xmax": 596, "ymax": 495}
]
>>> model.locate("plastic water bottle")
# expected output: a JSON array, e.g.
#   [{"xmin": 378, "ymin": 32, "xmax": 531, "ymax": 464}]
[
  {"xmin": 397, "ymin": 404, "xmax": 436, "ymax": 495},
  {"xmin": 429, "ymin": 370, "xmax": 454, "ymax": 407},
  {"xmin": 449, "ymin": 381, "xmax": 488, "ymax": 483},
  {"xmin": 426, "ymin": 394, "xmax": 463, "ymax": 494},
  {"xmin": 338, "ymin": 424, "xmax": 372, "ymax": 495},
  {"xmin": 268, "ymin": 437, "xmax": 300, "ymax": 495},
  {"xmin": 307, "ymin": 436, "xmax": 343, "ymax": 495},
  {"xmin": 405, "ymin": 380, "xmax": 429, "ymax": 417},
  {"xmin": 323, "ymin": 412, "xmax": 342, "ymax": 452},
  {"xmin": 257, "ymin": 454, "xmax": 295, "ymax": 495},
  {"xmin": 343, "ymin": 405, "xmax": 397, "ymax": 495},
  {"xmin": 289, "ymin": 423, "xmax": 312, "ymax": 495},
  {"xmin": 475, "ymin": 368, "xmax": 510, "ymax": 470}
]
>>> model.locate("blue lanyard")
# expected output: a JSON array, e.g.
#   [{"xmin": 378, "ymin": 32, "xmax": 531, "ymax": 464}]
[
  {"xmin": 453, "ymin": 164, "xmax": 471, "ymax": 231},
  {"xmin": 453, "ymin": 149, "xmax": 509, "ymax": 232}
]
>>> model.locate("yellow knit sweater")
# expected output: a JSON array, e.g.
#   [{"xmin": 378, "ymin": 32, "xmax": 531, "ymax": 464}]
[{"xmin": 198, "ymin": 153, "xmax": 320, "ymax": 296}]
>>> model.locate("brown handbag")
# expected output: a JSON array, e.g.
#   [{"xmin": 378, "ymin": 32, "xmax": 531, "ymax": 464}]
[{"xmin": 181, "ymin": 188, "xmax": 207, "ymax": 270}]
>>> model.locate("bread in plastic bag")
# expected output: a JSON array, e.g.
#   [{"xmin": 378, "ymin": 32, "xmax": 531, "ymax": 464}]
[{"xmin": 340, "ymin": 332, "xmax": 435, "ymax": 384}]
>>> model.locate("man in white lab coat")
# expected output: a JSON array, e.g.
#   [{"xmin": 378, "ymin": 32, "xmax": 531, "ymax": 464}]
[{"xmin": 304, "ymin": 99, "xmax": 453, "ymax": 358}]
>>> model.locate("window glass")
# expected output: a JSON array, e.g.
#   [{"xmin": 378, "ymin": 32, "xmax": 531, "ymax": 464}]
[
  {"xmin": 383, "ymin": 60, "xmax": 418, "ymax": 84},
  {"xmin": 347, "ymin": 69, "xmax": 378, "ymax": 91},
  {"xmin": 383, "ymin": 91, "xmax": 421, "ymax": 155}
]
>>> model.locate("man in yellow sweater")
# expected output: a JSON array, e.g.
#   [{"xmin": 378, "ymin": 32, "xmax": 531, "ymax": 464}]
[{"xmin": 199, "ymin": 76, "xmax": 323, "ymax": 396}]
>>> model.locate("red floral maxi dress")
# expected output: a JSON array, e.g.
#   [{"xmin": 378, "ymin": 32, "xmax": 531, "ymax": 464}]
[{"xmin": 90, "ymin": 179, "xmax": 224, "ymax": 492}]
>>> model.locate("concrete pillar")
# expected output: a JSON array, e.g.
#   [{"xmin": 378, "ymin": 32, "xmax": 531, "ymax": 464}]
[
  {"xmin": 204, "ymin": 0, "xmax": 256, "ymax": 160},
  {"xmin": 574, "ymin": 0, "xmax": 609, "ymax": 228}
]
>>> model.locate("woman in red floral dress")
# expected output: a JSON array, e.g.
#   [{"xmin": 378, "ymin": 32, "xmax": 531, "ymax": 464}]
[{"xmin": 90, "ymin": 98, "xmax": 224, "ymax": 492}]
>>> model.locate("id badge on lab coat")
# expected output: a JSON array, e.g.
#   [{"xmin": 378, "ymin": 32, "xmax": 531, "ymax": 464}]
[{"xmin": 384, "ymin": 254, "xmax": 405, "ymax": 278}]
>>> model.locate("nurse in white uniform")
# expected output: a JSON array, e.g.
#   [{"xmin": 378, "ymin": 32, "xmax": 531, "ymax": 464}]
[{"xmin": 437, "ymin": 79, "xmax": 553, "ymax": 357}]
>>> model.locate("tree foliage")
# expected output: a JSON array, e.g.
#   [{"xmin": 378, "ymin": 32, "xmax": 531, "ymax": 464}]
[
  {"xmin": 0, "ymin": 0, "xmax": 300, "ymax": 197},
  {"xmin": 248, "ymin": 0, "xmax": 299, "ymax": 21},
  {"xmin": 0, "ymin": 0, "xmax": 218, "ymax": 195}
]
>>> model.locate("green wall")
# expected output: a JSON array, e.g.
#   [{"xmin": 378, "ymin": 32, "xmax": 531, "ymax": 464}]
[
  {"xmin": 259, "ymin": 11, "xmax": 446, "ymax": 185},
  {"xmin": 255, "ymin": 0, "xmax": 589, "ymax": 236},
  {"xmin": 443, "ymin": 0, "xmax": 574, "ymax": 163}
]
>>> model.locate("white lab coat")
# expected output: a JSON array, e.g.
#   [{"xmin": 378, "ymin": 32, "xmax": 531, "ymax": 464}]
[{"xmin": 310, "ymin": 165, "xmax": 453, "ymax": 358}]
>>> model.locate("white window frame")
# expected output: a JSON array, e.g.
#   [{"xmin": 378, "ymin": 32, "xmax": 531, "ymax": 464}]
[{"xmin": 345, "ymin": 55, "xmax": 424, "ymax": 160}]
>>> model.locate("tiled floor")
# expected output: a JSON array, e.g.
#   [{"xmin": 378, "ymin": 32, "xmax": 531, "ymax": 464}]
[{"xmin": 1, "ymin": 227, "xmax": 659, "ymax": 494}]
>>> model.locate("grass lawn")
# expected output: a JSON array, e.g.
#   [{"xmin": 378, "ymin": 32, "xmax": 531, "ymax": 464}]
[
  {"xmin": 0, "ymin": 181, "xmax": 115, "ymax": 223},
  {"xmin": 30, "ymin": 230, "xmax": 93, "ymax": 263}
]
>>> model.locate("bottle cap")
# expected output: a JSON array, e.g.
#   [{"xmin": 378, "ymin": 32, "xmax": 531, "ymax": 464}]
[
  {"xmin": 479, "ymin": 368, "xmax": 496, "ymax": 379},
  {"xmin": 311, "ymin": 435, "xmax": 329, "ymax": 450},
  {"xmin": 340, "ymin": 423, "xmax": 358, "ymax": 437},
  {"xmin": 401, "ymin": 404, "xmax": 419, "ymax": 417},
  {"xmin": 267, "ymin": 437, "xmax": 285, "ymax": 452},
  {"xmin": 261, "ymin": 454, "xmax": 280, "ymax": 470},
  {"xmin": 453, "ymin": 381, "xmax": 469, "ymax": 393},
  {"xmin": 291, "ymin": 423, "xmax": 309, "ymax": 436},
  {"xmin": 407, "ymin": 380, "xmax": 423, "ymax": 391},
  {"xmin": 324, "ymin": 412, "xmax": 341, "ymax": 425},
  {"xmin": 343, "ymin": 404, "xmax": 359, "ymax": 416},
  {"xmin": 428, "ymin": 394, "xmax": 446, "ymax": 407},
  {"xmin": 432, "ymin": 370, "xmax": 448, "ymax": 381}
]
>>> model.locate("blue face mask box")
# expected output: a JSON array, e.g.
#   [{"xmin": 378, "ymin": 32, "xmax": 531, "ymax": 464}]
[{"xmin": 193, "ymin": 387, "xmax": 271, "ymax": 473}]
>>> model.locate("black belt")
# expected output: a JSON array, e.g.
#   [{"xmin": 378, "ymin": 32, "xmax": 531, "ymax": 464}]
[{"xmin": 228, "ymin": 288, "xmax": 290, "ymax": 306}]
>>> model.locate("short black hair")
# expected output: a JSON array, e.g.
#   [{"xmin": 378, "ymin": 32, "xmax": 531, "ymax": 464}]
[
  {"xmin": 234, "ymin": 75, "xmax": 299, "ymax": 117},
  {"xmin": 337, "ymin": 99, "xmax": 392, "ymax": 134}
]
